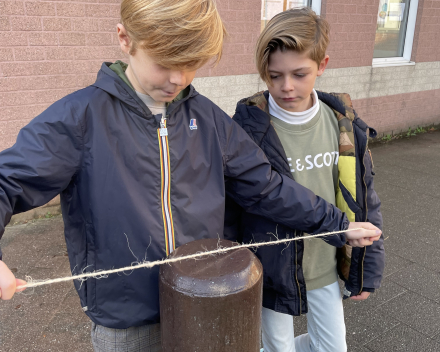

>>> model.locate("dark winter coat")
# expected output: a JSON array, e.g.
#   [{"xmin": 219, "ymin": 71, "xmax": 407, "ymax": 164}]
[
  {"xmin": 224, "ymin": 90, "xmax": 384, "ymax": 316},
  {"xmin": 0, "ymin": 64, "xmax": 351, "ymax": 328}
]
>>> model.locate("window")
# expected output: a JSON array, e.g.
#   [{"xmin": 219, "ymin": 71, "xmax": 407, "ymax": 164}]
[
  {"xmin": 373, "ymin": 0, "xmax": 419, "ymax": 67},
  {"xmin": 261, "ymin": 0, "xmax": 321, "ymax": 30}
]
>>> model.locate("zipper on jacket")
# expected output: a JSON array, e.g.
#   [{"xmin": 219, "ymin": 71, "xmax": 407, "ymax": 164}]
[
  {"xmin": 294, "ymin": 230, "xmax": 302, "ymax": 315},
  {"xmin": 358, "ymin": 138, "xmax": 369, "ymax": 294},
  {"xmin": 158, "ymin": 114, "xmax": 176, "ymax": 256}
]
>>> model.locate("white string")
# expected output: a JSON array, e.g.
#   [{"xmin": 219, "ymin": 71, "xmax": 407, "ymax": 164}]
[{"xmin": 16, "ymin": 228, "xmax": 361, "ymax": 290}]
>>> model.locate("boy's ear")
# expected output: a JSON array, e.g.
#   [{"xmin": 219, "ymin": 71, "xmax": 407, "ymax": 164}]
[
  {"xmin": 117, "ymin": 23, "xmax": 132, "ymax": 55},
  {"xmin": 317, "ymin": 55, "xmax": 329, "ymax": 77}
]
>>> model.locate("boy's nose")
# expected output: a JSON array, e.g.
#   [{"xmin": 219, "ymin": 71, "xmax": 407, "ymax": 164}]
[
  {"xmin": 169, "ymin": 71, "xmax": 186, "ymax": 86},
  {"xmin": 281, "ymin": 78, "xmax": 294, "ymax": 91}
]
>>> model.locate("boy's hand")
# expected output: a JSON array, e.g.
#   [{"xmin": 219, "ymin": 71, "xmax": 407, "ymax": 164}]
[
  {"xmin": 0, "ymin": 261, "xmax": 27, "ymax": 300},
  {"xmin": 346, "ymin": 222, "xmax": 381, "ymax": 247},
  {"xmin": 350, "ymin": 291, "xmax": 371, "ymax": 301}
]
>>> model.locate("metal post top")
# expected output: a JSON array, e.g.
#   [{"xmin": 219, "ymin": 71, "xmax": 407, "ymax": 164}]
[{"xmin": 159, "ymin": 238, "xmax": 263, "ymax": 297}]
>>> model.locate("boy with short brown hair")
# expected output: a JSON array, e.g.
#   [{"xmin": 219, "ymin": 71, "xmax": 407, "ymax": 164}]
[
  {"xmin": 0, "ymin": 2, "xmax": 380, "ymax": 351},
  {"xmin": 225, "ymin": 7, "xmax": 384, "ymax": 352}
]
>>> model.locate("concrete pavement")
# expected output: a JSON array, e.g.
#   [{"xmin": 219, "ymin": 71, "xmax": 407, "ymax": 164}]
[{"xmin": 1, "ymin": 129, "xmax": 440, "ymax": 352}]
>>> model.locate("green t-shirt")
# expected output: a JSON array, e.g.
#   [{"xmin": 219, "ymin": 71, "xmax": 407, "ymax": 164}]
[{"xmin": 270, "ymin": 101, "xmax": 340, "ymax": 291}]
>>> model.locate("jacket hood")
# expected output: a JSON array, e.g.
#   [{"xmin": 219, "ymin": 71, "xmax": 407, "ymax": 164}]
[{"xmin": 92, "ymin": 62, "xmax": 197, "ymax": 119}]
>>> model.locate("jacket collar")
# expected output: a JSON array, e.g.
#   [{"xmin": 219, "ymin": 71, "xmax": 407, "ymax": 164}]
[{"xmin": 92, "ymin": 62, "xmax": 197, "ymax": 120}]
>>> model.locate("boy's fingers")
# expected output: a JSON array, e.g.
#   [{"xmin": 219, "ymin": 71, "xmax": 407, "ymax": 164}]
[
  {"xmin": 359, "ymin": 222, "xmax": 378, "ymax": 231},
  {"xmin": 15, "ymin": 279, "xmax": 27, "ymax": 292},
  {"xmin": 0, "ymin": 282, "xmax": 16, "ymax": 300},
  {"xmin": 361, "ymin": 229, "xmax": 380, "ymax": 239},
  {"xmin": 0, "ymin": 261, "xmax": 19, "ymax": 300},
  {"xmin": 348, "ymin": 238, "xmax": 373, "ymax": 247}
]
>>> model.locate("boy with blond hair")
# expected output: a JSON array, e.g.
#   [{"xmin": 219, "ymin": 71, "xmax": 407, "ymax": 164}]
[
  {"xmin": 0, "ymin": 1, "xmax": 380, "ymax": 351},
  {"xmin": 225, "ymin": 7, "xmax": 384, "ymax": 352}
]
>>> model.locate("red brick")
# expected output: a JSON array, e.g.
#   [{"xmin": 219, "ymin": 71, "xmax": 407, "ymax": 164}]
[
  {"xmin": 56, "ymin": 2, "xmax": 85, "ymax": 17},
  {"xmin": 13, "ymin": 47, "xmax": 45, "ymax": 61},
  {"xmin": 45, "ymin": 47, "xmax": 76, "ymax": 60},
  {"xmin": 97, "ymin": 18, "xmax": 117, "ymax": 32},
  {"xmin": 28, "ymin": 32, "xmax": 58, "ymax": 46},
  {"xmin": 58, "ymin": 32, "xmax": 85, "ymax": 46},
  {"xmin": 1, "ymin": 61, "xmax": 93, "ymax": 77},
  {"xmin": 215, "ymin": 0, "xmax": 229, "ymax": 10},
  {"xmin": 229, "ymin": 31, "xmax": 254, "ymax": 44},
  {"xmin": 0, "ymin": 74, "xmax": 95, "ymax": 92},
  {"xmin": 84, "ymin": 4, "xmax": 119, "ymax": 18},
  {"xmin": 226, "ymin": 21, "xmax": 256, "ymax": 34},
  {"xmin": 0, "ymin": 16, "xmax": 10, "ymax": 31},
  {"xmin": 0, "ymin": 1, "xmax": 24, "ymax": 15},
  {"xmin": 234, "ymin": 0, "xmax": 252, "ymax": 11},
  {"xmin": 0, "ymin": 104, "xmax": 48, "ymax": 122},
  {"xmin": 325, "ymin": 13, "xmax": 338, "ymax": 24},
  {"xmin": 0, "ymin": 88, "xmax": 75, "ymax": 107},
  {"xmin": 72, "ymin": 18, "xmax": 99, "ymax": 32},
  {"xmin": 219, "ymin": 10, "xmax": 237, "ymax": 22},
  {"xmin": 325, "ymin": 4, "xmax": 334, "ymax": 14},
  {"xmin": 0, "ymin": 32, "xmax": 28, "ymax": 46},
  {"xmin": 73, "ymin": 46, "xmax": 122, "ymax": 60},
  {"xmin": 0, "ymin": 48, "xmax": 13, "ymax": 61},
  {"xmin": 25, "ymin": 1, "xmax": 56, "ymax": 16},
  {"xmin": 43, "ymin": 17, "xmax": 71, "ymax": 31},
  {"xmin": 85, "ymin": 33, "xmax": 113, "ymax": 46},
  {"xmin": 0, "ymin": 119, "xmax": 32, "ymax": 151},
  {"xmin": 344, "ymin": 4, "xmax": 357, "ymax": 14},
  {"xmin": 10, "ymin": 16, "xmax": 42, "ymax": 31},
  {"xmin": 238, "ymin": 10, "xmax": 256, "ymax": 22}
]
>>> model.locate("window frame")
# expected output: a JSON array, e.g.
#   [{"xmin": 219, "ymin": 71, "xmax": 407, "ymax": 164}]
[
  {"xmin": 261, "ymin": 0, "xmax": 322, "ymax": 24},
  {"xmin": 309, "ymin": 0, "xmax": 321, "ymax": 15},
  {"xmin": 372, "ymin": 0, "xmax": 419, "ymax": 68}
]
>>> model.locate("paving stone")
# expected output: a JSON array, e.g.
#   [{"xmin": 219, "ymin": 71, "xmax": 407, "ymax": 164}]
[
  {"xmin": 388, "ymin": 263, "xmax": 440, "ymax": 302},
  {"xmin": 382, "ymin": 252, "xmax": 412, "ymax": 278},
  {"xmin": 386, "ymin": 235, "xmax": 440, "ymax": 273},
  {"xmin": 349, "ymin": 345, "xmax": 373, "ymax": 352},
  {"xmin": 343, "ymin": 278, "xmax": 407, "ymax": 314},
  {"xmin": 374, "ymin": 163, "xmax": 440, "ymax": 199},
  {"xmin": 378, "ymin": 290, "xmax": 440, "ymax": 338},
  {"xmin": 293, "ymin": 313, "xmax": 308, "ymax": 336},
  {"xmin": 345, "ymin": 306, "xmax": 400, "ymax": 346},
  {"xmin": 365, "ymin": 324, "xmax": 440, "ymax": 352}
]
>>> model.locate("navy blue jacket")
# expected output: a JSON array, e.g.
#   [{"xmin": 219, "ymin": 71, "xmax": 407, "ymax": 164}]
[
  {"xmin": 225, "ymin": 91, "xmax": 384, "ymax": 316},
  {"xmin": 0, "ymin": 64, "xmax": 350, "ymax": 328}
]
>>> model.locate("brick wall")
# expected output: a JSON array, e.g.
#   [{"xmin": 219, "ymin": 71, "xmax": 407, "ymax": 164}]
[
  {"xmin": 0, "ymin": 0, "xmax": 261, "ymax": 151},
  {"xmin": 412, "ymin": 0, "xmax": 440, "ymax": 62},
  {"xmin": 196, "ymin": 0, "xmax": 260, "ymax": 77},
  {"xmin": 354, "ymin": 89, "xmax": 440, "ymax": 137},
  {"xmin": 324, "ymin": 0, "xmax": 380, "ymax": 69},
  {"xmin": 0, "ymin": 0, "xmax": 125, "ymax": 150},
  {"xmin": 1, "ymin": 0, "xmax": 439, "ymax": 151}
]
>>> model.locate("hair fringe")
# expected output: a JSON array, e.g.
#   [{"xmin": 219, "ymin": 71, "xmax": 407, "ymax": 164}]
[{"xmin": 121, "ymin": 0, "xmax": 227, "ymax": 69}]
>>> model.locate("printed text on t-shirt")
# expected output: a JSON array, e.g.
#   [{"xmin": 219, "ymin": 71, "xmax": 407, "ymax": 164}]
[{"xmin": 287, "ymin": 151, "xmax": 339, "ymax": 173}]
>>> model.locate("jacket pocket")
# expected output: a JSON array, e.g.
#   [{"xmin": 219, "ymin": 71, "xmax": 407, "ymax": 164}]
[
  {"xmin": 337, "ymin": 244, "xmax": 352, "ymax": 282},
  {"xmin": 339, "ymin": 180, "xmax": 362, "ymax": 215}
]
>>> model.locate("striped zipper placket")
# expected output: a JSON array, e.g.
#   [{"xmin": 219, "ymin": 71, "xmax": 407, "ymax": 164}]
[{"xmin": 157, "ymin": 115, "xmax": 176, "ymax": 256}]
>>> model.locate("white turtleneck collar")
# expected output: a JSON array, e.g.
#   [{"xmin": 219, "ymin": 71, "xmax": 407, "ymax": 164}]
[{"xmin": 268, "ymin": 89, "xmax": 319, "ymax": 125}]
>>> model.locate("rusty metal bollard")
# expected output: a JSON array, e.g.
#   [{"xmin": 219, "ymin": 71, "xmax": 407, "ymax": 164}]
[{"xmin": 159, "ymin": 238, "xmax": 263, "ymax": 352}]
